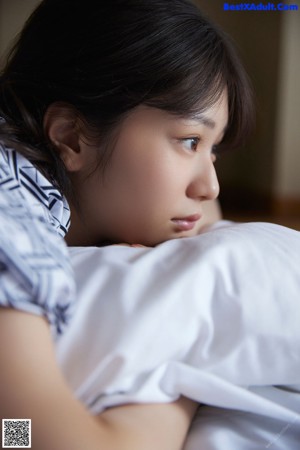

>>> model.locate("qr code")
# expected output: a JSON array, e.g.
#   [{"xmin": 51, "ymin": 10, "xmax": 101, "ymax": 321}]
[{"xmin": 2, "ymin": 419, "xmax": 31, "ymax": 448}]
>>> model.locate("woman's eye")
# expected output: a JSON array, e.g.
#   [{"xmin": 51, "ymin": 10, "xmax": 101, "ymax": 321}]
[{"xmin": 181, "ymin": 137, "xmax": 199, "ymax": 152}]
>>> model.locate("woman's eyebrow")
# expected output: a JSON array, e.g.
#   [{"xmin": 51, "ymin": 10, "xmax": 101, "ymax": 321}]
[
  {"xmin": 194, "ymin": 116, "xmax": 229, "ymax": 136},
  {"xmin": 183, "ymin": 113, "xmax": 216, "ymax": 129},
  {"xmin": 197, "ymin": 116, "xmax": 216, "ymax": 129},
  {"xmin": 180, "ymin": 113, "xmax": 228, "ymax": 134}
]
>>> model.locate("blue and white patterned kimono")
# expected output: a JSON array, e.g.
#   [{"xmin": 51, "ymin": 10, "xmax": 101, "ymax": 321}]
[{"xmin": 0, "ymin": 142, "xmax": 76, "ymax": 339}]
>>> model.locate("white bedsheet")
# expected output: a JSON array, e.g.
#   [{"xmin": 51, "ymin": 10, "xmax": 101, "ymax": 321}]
[
  {"xmin": 56, "ymin": 221, "xmax": 300, "ymax": 449},
  {"xmin": 185, "ymin": 403, "xmax": 300, "ymax": 449}
]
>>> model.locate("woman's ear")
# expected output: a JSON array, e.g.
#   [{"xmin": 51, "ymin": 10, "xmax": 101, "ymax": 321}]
[{"xmin": 43, "ymin": 103, "xmax": 85, "ymax": 172}]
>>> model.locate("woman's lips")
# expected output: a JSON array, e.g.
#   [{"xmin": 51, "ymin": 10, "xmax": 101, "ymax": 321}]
[{"xmin": 171, "ymin": 214, "xmax": 201, "ymax": 231}]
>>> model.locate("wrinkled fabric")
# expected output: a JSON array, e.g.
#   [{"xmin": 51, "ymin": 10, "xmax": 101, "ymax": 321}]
[
  {"xmin": 185, "ymin": 403, "xmax": 300, "ymax": 450},
  {"xmin": 56, "ymin": 221, "xmax": 300, "ymax": 447},
  {"xmin": 0, "ymin": 144, "xmax": 75, "ymax": 337}
]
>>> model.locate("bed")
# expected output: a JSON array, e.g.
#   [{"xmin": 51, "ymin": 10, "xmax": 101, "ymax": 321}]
[{"xmin": 56, "ymin": 221, "xmax": 300, "ymax": 449}]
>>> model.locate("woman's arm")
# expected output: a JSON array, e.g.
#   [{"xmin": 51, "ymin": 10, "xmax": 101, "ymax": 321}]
[
  {"xmin": 96, "ymin": 397, "xmax": 196, "ymax": 450},
  {"xmin": 0, "ymin": 309, "xmax": 196, "ymax": 450}
]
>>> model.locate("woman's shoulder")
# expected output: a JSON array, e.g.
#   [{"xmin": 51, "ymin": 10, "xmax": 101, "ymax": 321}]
[
  {"xmin": 0, "ymin": 142, "xmax": 70, "ymax": 237},
  {"xmin": 0, "ymin": 143, "xmax": 76, "ymax": 338}
]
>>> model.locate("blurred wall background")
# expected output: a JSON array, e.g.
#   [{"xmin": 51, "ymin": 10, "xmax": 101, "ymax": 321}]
[
  {"xmin": 0, "ymin": 0, "xmax": 40, "ymax": 55},
  {"xmin": 196, "ymin": 0, "xmax": 300, "ymax": 219},
  {"xmin": 1, "ymin": 0, "xmax": 299, "ymax": 221}
]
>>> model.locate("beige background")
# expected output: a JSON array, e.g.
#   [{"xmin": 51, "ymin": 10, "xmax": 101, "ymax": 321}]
[
  {"xmin": 1, "ymin": 0, "xmax": 299, "ymax": 216},
  {"xmin": 196, "ymin": 0, "xmax": 300, "ymax": 216}
]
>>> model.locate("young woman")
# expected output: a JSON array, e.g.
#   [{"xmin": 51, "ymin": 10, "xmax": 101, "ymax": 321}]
[{"xmin": 0, "ymin": 0, "xmax": 254, "ymax": 448}]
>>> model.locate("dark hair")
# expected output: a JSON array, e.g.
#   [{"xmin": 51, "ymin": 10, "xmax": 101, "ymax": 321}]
[{"xmin": 0, "ymin": 0, "xmax": 254, "ymax": 196}]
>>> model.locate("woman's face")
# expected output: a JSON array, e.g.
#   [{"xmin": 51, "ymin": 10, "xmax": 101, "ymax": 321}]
[{"xmin": 69, "ymin": 92, "xmax": 228, "ymax": 246}]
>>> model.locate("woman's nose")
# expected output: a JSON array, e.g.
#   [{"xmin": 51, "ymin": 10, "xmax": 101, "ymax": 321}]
[{"xmin": 186, "ymin": 158, "xmax": 220, "ymax": 201}]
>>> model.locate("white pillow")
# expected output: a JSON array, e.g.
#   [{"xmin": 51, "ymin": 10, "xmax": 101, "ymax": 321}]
[{"xmin": 56, "ymin": 221, "xmax": 300, "ymax": 425}]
